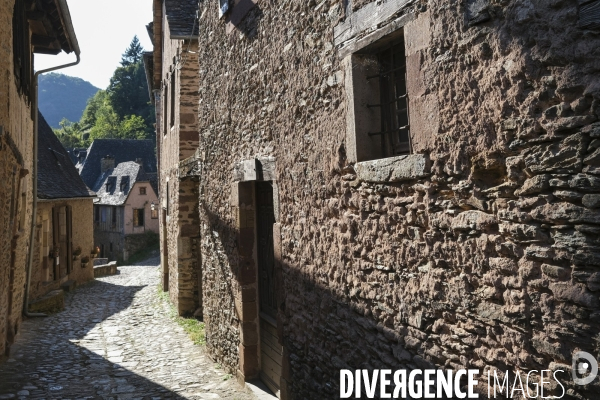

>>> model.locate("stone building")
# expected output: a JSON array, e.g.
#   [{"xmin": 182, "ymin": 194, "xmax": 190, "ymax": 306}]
[
  {"xmin": 92, "ymin": 160, "xmax": 159, "ymax": 261},
  {"xmin": 29, "ymin": 112, "xmax": 95, "ymax": 311},
  {"xmin": 0, "ymin": 0, "xmax": 78, "ymax": 359},
  {"xmin": 145, "ymin": 0, "xmax": 201, "ymax": 316},
  {"xmin": 190, "ymin": 0, "xmax": 600, "ymax": 398},
  {"xmin": 75, "ymin": 139, "xmax": 158, "ymax": 261}
]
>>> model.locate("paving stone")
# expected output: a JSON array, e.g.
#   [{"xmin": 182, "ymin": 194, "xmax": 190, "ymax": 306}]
[{"xmin": 0, "ymin": 258, "xmax": 255, "ymax": 400}]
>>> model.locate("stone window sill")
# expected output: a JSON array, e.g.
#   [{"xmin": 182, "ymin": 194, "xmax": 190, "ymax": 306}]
[{"xmin": 354, "ymin": 154, "xmax": 429, "ymax": 183}]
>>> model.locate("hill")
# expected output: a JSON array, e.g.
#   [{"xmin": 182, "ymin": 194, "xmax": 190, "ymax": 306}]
[{"xmin": 38, "ymin": 73, "xmax": 100, "ymax": 128}]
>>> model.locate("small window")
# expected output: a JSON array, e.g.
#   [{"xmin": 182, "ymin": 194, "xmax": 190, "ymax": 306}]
[
  {"xmin": 170, "ymin": 71, "xmax": 176, "ymax": 128},
  {"xmin": 347, "ymin": 30, "xmax": 411, "ymax": 162},
  {"xmin": 110, "ymin": 242, "xmax": 113, "ymax": 251},
  {"xmin": 133, "ymin": 208, "xmax": 145, "ymax": 227},
  {"xmin": 120, "ymin": 176, "xmax": 130, "ymax": 192},
  {"xmin": 106, "ymin": 176, "xmax": 117, "ymax": 192},
  {"xmin": 139, "ymin": 186, "xmax": 146, "ymax": 195},
  {"xmin": 163, "ymin": 84, "xmax": 169, "ymax": 135},
  {"xmin": 151, "ymin": 208, "xmax": 158, "ymax": 219}
]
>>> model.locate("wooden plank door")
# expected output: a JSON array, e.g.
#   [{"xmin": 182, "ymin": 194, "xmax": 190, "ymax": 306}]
[{"xmin": 256, "ymin": 181, "xmax": 282, "ymax": 397}]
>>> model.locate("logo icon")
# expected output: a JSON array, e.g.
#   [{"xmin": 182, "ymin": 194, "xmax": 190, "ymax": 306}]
[{"xmin": 572, "ymin": 351, "xmax": 598, "ymax": 385}]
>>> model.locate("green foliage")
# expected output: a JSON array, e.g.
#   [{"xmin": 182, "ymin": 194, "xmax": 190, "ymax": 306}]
[
  {"xmin": 121, "ymin": 35, "xmax": 144, "ymax": 66},
  {"xmin": 53, "ymin": 37, "xmax": 155, "ymax": 149},
  {"xmin": 53, "ymin": 118, "xmax": 86, "ymax": 148},
  {"xmin": 156, "ymin": 284, "xmax": 206, "ymax": 346}
]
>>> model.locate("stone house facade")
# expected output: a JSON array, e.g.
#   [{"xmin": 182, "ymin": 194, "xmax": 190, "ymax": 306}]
[
  {"xmin": 146, "ymin": 0, "xmax": 201, "ymax": 316},
  {"xmin": 92, "ymin": 160, "xmax": 159, "ymax": 261},
  {"xmin": 191, "ymin": 0, "xmax": 600, "ymax": 398},
  {"xmin": 0, "ymin": 0, "xmax": 78, "ymax": 359},
  {"xmin": 30, "ymin": 113, "xmax": 95, "ymax": 305}
]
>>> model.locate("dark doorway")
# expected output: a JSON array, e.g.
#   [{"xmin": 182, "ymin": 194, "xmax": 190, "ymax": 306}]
[
  {"xmin": 162, "ymin": 209, "xmax": 169, "ymax": 291},
  {"xmin": 255, "ymin": 181, "xmax": 282, "ymax": 397},
  {"xmin": 52, "ymin": 205, "xmax": 72, "ymax": 279}
]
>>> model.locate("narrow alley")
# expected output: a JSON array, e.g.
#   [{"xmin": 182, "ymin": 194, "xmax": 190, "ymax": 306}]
[{"xmin": 0, "ymin": 259, "xmax": 255, "ymax": 400}]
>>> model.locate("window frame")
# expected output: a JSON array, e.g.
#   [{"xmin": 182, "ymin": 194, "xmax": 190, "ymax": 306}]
[{"xmin": 345, "ymin": 28, "xmax": 412, "ymax": 163}]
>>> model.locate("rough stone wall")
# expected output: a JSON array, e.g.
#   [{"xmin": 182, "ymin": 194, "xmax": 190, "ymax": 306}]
[
  {"xmin": 30, "ymin": 199, "xmax": 95, "ymax": 300},
  {"xmin": 0, "ymin": 0, "xmax": 35, "ymax": 358},
  {"xmin": 195, "ymin": 0, "xmax": 600, "ymax": 398},
  {"xmin": 158, "ymin": 7, "xmax": 201, "ymax": 316}
]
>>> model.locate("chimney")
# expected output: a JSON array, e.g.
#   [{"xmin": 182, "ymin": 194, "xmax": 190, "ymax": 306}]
[
  {"xmin": 101, "ymin": 155, "xmax": 115, "ymax": 173},
  {"xmin": 78, "ymin": 150, "xmax": 87, "ymax": 163},
  {"xmin": 135, "ymin": 158, "xmax": 143, "ymax": 166}
]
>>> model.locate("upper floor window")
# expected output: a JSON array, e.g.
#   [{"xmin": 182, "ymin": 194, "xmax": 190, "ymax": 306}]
[
  {"xmin": 347, "ymin": 29, "xmax": 411, "ymax": 162},
  {"xmin": 372, "ymin": 38, "xmax": 410, "ymax": 157},
  {"xmin": 170, "ymin": 71, "xmax": 176, "ymax": 128},
  {"xmin": 120, "ymin": 176, "xmax": 130, "ymax": 192},
  {"xmin": 13, "ymin": 0, "xmax": 31, "ymax": 101},
  {"xmin": 139, "ymin": 186, "xmax": 146, "ymax": 195}
]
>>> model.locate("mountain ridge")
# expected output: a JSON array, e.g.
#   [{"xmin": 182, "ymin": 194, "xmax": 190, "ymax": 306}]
[{"xmin": 38, "ymin": 73, "xmax": 100, "ymax": 128}]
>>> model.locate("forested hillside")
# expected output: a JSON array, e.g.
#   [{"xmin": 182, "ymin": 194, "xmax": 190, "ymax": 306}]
[{"xmin": 38, "ymin": 73, "xmax": 99, "ymax": 128}]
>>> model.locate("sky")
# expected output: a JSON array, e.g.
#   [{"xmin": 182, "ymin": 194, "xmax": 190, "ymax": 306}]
[{"xmin": 34, "ymin": 0, "xmax": 153, "ymax": 90}]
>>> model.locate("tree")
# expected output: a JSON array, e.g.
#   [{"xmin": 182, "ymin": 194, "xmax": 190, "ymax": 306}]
[
  {"xmin": 56, "ymin": 37, "xmax": 156, "ymax": 146},
  {"xmin": 54, "ymin": 118, "xmax": 86, "ymax": 148},
  {"xmin": 121, "ymin": 35, "xmax": 144, "ymax": 66}
]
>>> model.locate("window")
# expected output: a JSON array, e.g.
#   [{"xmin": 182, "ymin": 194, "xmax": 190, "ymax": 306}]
[
  {"xmin": 94, "ymin": 205, "xmax": 99, "ymax": 222},
  {"xmin": 120, "ymin": 176, "xmax": 130, "ymax": 192},
  {"xmin": 106, "ymin": 176, "xmax": 117, "ymax": 192},
  {"xmin": 372, "ymin": 39, "xmax": 410, "ymax": 157},
  {"xmin": 170, "ymin": 71, "xmax": 176, "ymax": 128},
  {"xmin": 13, "ymin": 0, "xmax": 31, "ymax": 101},
  {"xmin": 101, "ymin": 207, "xmax": 107, "ymax": 223},
  {"xmin": 346, "ymin": 29, "xmax": 412, "ymax": 162},
  {"xmin": 151, "ymin": 208, "xmax": 158, "ymax": 219},
  {"xmin": 139, "ymin": 186, "xmax": 147, "ymax": 195},
  {"xmin": 163, "ymin": 83, "xmax": 169, "ymax": 135},
  {"xmin": 111, "ymin": 206, "xmax": 117, "ymax": 226},
  {"xmin": 133, "ymin": 208, "xmax": 145, "ymax": 227}
]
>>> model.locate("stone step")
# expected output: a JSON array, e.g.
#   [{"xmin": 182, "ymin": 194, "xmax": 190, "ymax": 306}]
[
  {"xmin": 28, "ymin": 289, "xmax": 64, "ymax": 314},
  {"xmin": 60, "ymin": 280, "xmax": 76, "ymax": 292}
]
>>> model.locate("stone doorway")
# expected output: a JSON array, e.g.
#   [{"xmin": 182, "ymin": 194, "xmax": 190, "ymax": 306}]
[
  {"xmin": 52, "ymin": 205, "xmax": 72, "ymax": 279},
  {"xmin": 255, "ymin": 181, "xmax": 282, "ymax": 397}
]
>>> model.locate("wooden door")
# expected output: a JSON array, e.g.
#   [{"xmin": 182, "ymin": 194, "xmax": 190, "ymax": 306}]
[
  {"xmin": 256, "ymin": 182, "xmax": 282, "ymax": 397},
  {"xmin": 53, "ymin": 206, "xmax": 72, "ymax": 279}
]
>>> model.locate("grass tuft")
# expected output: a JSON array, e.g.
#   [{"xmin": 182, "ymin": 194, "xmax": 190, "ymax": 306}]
[{"xmin": 156, "ymin": 284, "xmax": 205, "ymax": 346}]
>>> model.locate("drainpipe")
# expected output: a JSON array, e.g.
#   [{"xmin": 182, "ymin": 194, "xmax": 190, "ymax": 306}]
[{"xmin": 24, "ymin": 0, "xmax": 81, "ymax": 318}]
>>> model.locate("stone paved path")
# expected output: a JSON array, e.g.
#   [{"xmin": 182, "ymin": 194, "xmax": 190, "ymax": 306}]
[{"xmin": 0, "ymin": 258, "xmax": 255, "ymax": 400}]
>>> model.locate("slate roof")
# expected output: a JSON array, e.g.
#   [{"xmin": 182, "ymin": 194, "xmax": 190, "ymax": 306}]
[
  {"xmin": 77, "ymin": 139, "xmax": 157, "ymax": 189},
  {"xmin": 165, "ymin": 0, "xmax": 199, "ymax": 38},
  {"xmin": 37, "ymin": 112, "xmax": 95, "ymax": 200},
  {"xmin": 92, "ymin": 162, "xmax": 157, "ymax": 206}
]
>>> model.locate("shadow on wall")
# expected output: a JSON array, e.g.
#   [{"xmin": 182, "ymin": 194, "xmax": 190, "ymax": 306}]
[
  {"xmin": 0, "ymin": 272, "xmax": 187, "ymax": 398},
  {"xmin": 200, "ymin": 203, "xmax": 591, "ymax": 399}
]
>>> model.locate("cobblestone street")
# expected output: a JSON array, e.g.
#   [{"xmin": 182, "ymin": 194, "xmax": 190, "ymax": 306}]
[{"xmin": 0, "ymin": 259, "xmax": 256, "ymax": 400}]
